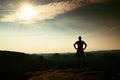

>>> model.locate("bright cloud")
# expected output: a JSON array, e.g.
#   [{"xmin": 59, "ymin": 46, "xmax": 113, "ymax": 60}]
[
  {"xmin": 0, "ymin": 0, "xmax": 112, "ymax": 24},
  {"xmin": 0, "ymin": 0, "xmax": 84, "ymax": 24}
]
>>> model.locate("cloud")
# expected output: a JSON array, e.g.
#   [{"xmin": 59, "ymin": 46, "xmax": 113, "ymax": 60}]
[
  {"xmin": 0, "ymin": 0, "xmax": 114, "ymax": 24},
  {"xmin": 0, "ymin": 0, "xmax": 85, "ymax": 24},
  {"xmin": 89, "ymin": 0, "xmax": 112, "ymax": 3}
]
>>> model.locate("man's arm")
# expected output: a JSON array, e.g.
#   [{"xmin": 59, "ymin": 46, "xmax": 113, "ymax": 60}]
[
  {"xmin": 83, "ymin": 42, "xmax": 87, "ymax": 50},
  {"xmin": 73, "ymin": 42, "xmax": 77, "ymax": 50}
]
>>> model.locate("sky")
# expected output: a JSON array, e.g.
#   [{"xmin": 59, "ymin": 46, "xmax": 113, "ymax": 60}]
[{"xmin": 0, "ymin": 0, "xmax": 120, "ymax": 54}]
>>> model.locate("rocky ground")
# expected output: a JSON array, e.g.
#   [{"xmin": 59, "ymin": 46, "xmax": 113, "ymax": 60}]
[{"xmin": 23, "ymin": 67, "xmax": 120, "ymax": 80}]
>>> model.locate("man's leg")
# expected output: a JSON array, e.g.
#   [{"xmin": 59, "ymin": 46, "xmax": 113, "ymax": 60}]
[
  {"xmin": 77, "ymin": 57, "xmax": 80, "ymax": 68},
  {"xmin": 82, "ymin": 56, "xmax": 87, "ymax": 67}
]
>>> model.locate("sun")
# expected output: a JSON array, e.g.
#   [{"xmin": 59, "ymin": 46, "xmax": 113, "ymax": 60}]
[{"xmin": 19, "ymin": 5, "xmax": 37, "ymax": 20}]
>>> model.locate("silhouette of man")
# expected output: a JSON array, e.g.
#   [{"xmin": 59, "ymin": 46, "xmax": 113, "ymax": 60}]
[{"xmin": 73, "ymin": 36, "xmax": 87, "ymax": 67}]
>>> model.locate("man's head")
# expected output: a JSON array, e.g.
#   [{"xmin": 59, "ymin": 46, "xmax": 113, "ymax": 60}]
[{"xmin": 79, "ymin": 36, "xmax": 81, "ymax": 41}]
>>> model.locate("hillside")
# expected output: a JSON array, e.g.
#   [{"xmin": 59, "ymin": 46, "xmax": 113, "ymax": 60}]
[
  {"xmin": 0, "ymin": 50, "xmax": 120, "ymax": 80},
  {"xmin": 24, "ymin": 67, "xmax": 120, "ymax": 80}
]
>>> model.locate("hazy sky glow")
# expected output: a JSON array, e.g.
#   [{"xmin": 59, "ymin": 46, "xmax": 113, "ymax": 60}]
[{"xmin": 0, "ymin": 0, "xmax": 120, "ymax": 53}]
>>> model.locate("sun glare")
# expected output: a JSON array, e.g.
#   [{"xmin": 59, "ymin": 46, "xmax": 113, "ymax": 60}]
[{"xmin": 19, "ymin": 5, "xmax": 36, "ymax": 20}]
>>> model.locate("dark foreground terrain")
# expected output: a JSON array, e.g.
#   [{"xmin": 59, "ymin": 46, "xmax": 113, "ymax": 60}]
[
  {"xmin": 24, "ymin": 67, "xmax": 120, "ymax": 80},
  {"xmin": 0, "ymin": 50, "xmax": 120, "ymax": 80}
]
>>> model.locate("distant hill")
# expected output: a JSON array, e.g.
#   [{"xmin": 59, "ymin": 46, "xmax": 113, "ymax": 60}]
[{"xmin": 0, "ymin": 50, "xmax": 47, "ymax": 80}]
